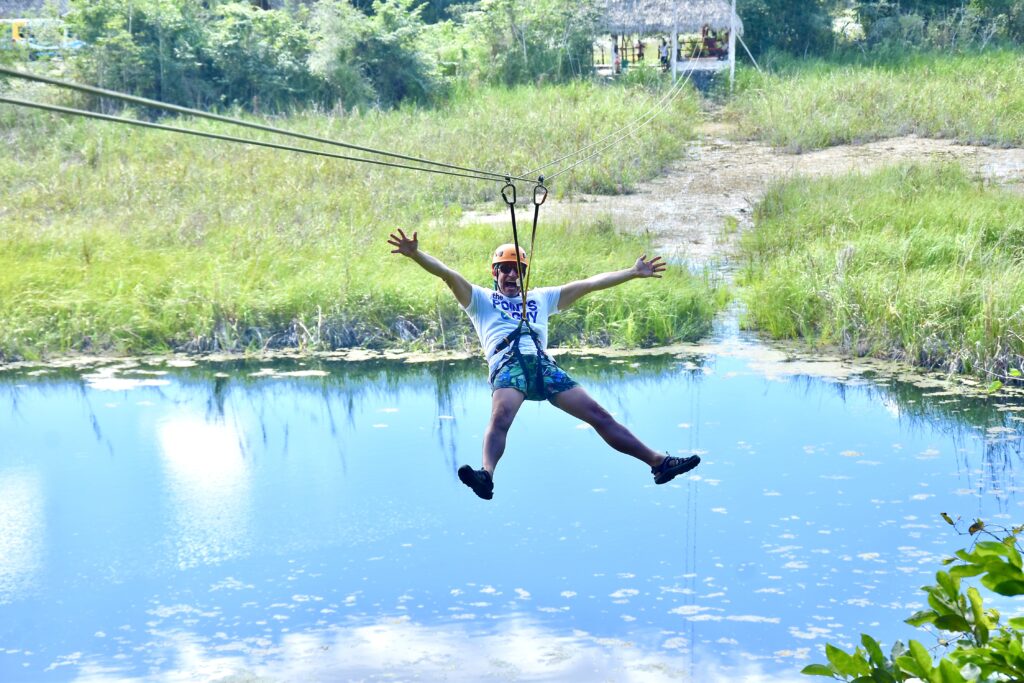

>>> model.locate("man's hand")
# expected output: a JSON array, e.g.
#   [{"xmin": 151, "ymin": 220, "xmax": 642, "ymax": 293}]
[
  {"xmin": 387, "ymin": 229, "xmax": 418, "ymax": 257},
  {"xmin": 634, "ymin": 254, "xmax": 666, "ymax": 278}
]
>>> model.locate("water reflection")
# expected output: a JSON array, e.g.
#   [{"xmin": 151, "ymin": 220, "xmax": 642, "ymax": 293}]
[
  {"xmin": 0, "ymin": 469, "xmax": 44, "ymax": 604},
  {"xmin": 70, "ymin": 616, "xmax": 805, "ymax": 683},
  {"xmin": 158, "ymin": 413, "xmax": 252, "ymax": 569},
  {"xmin": 1, "ymin": 347, "xmax": 1023, "ymax": 682}
]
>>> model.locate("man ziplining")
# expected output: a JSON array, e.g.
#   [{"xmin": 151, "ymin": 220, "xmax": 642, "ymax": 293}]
[
  {"xmin": 0, "ymin": 68, "xmax": 707, "ymax": 502},
  {"xmin": 387, "ymin": 228, "xmax": 701, "ymax": 500}
]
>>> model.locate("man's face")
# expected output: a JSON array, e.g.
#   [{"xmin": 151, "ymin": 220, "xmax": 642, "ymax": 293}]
[{"xmin": 494, "ymin": 262, "xmax": 525, "ymax": 297}]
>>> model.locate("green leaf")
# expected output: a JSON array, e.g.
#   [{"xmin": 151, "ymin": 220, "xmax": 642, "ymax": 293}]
[
  {"xmin": 800, "ymin": 663, "xmax": 835, "ymax": 677},
  {"xmin": 896, "ymin": 654, "xmax": 927, "ymax": 679},
  {"xmin": 1007, "ymin": 616, "xmax": 1024, "ymax": 629},
  {"xmin": 937, "ymin": 658, "xmax": 967, "ymax": 683},
  {"xmin": 936, "ymin": 571, "xmax": 961, "ymax": 601},
  {"xmin": 980, "ymin": 565, "xmax": 1024, "ymax": 596},
  {"xmin": 987, "ymin": 380, "xmax": 1003, "ymax": 393},
  {"xmin": 909, "ymin": 640, "xmax": 934, "ymax": 675},
  {"xmin": 967, "ymin": 587, "xmax": 989, "ymax": 628},
  {"xmin": 949, "ymin": 564, "xmax": 986, "ymax": 579},
  {"xmin": 969, "ymin": 519, "xmax": 986, "ymax": 535},
  {"xmin": 861, "ymin": 633, "xmax": 885, "ymax": 667},
  {"xmin": 987, "ymin": 578, "xmax": 1024, "ymax": 596},
  {"xmin": 941, "ymin": 512, "xmax": 955, "ymax": 526},
  {"xmin": 1004, "ymin": 539, "xmax": 1023, "ymax": 569},
  {"xmin": 870, "ymin": 669, "xmax": 898, "ymax": 683},
  {"xmin": 906, "ymin": 609, "xmax": 938, "ymax": 627},
  {"xmin": 975, "ymin": 541, "xmax": 1012, "ymax": 558},
  {"xmin": 934, "ymin": 614, "xmax": 971, "ymax": 632},
  {"xmin": 826, "ymin": 643, "xmax": 870, "ymax": 677},
  {"xmin": 1010, "ymin": 369, "xmax": 1022, "ymax": 377}
]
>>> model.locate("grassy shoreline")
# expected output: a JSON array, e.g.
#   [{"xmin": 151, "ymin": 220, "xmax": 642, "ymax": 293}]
[
  {"xmin": 737, "ymin": 163, "xmax": 1024, "ymax": 378},
  {"xmin": 726, "ymin": 51, "xmax": 1024, "ymax": 152},
  {"xmin": 0, "ymin": 78, "xmax": 720, "ymax": 361}
]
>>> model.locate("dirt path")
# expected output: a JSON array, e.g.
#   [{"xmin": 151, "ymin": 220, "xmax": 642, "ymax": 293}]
[{"xmin": 465, "ymin": 124, "xmax": 1024, "ymax": 267}]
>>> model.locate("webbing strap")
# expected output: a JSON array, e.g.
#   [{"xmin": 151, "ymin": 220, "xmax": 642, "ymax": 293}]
[
  {"xmin": 501, "ymin": 180, "xmax": 529, "ymax": 317},
  {"xmin": 488, "ymin": 324, "xmax": 549, "ymax": 400},
  {"xmin": 523, "ymin": 181, "xmax": 547, "ymax": 297},
  {"xmin": 496, "ymin": 178, "xmax": 548, "ymax": 399}
]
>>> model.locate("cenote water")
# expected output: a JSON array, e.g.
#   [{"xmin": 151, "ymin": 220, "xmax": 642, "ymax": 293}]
[{"xmin": 2, "ymin": 335, "xmax": 1023, "ymax": 682}]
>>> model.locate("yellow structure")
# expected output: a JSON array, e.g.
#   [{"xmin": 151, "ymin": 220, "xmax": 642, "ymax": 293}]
[{"xmin": 1, "ymin": 18, "xmax": 79, "ymax": 52}]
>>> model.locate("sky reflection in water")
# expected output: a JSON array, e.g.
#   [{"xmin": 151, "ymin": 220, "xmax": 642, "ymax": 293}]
[{"xmin": 0, "ymin": 346, "xmax": 1022, "ymax": 682}]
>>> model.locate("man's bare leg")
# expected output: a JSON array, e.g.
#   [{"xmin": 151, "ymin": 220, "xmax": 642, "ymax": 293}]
[
  {"xmin": 482, "ymin": 388, "xmax": 526, "ymax": 475},
  {"xmin": 550, "ymin": 386, "xmax": 664, "ymax": 467},
  {"xmin": 458, "ymin": 388, "xmax": 525, "ymax": 500}
]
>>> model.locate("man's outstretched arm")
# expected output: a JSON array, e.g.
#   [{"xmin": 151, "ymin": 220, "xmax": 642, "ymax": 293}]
[
  {"xmin": 387, "ymin": 229, "xmax": 473, "ymax": 307},
  {"xmin": 557, "ymin": 255, "xmax": 666, "ymax": 310}
]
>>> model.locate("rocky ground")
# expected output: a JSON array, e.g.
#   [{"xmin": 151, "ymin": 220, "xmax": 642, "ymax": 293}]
[{"xmin": 465, "ymin": 124, "xmax": 1024, "ymax": 268}]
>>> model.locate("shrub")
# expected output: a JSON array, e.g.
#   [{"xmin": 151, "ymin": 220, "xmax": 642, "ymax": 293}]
[
  {"xmin": 803, "ymin": 517, "xmax": 1024, "ymax": 683},
  {"xmin": 456, "ymin": 0, "xmax": 599, "ymax": 86}
]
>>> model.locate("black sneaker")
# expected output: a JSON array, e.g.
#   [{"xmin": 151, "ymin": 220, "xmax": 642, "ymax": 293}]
[
  {"xmin": 652, "ymin": 454, "xmax": 701, "ymax": 485},
  {"xmin": 458, "ymin": 465, "xmax": 494, "ymax": 500}
]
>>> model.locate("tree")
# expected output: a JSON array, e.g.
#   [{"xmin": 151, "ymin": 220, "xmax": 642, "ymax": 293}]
[
  {"xmin": 309, "ymin": 0, "xmax": 439, "ymax": 108},
  {"xmin": 738, "ymin": 0, "xmax": 835, "ymax": 56},
  {"xmin": 458, "ymin": 0, "xmax": 599, "ymax": 85}
]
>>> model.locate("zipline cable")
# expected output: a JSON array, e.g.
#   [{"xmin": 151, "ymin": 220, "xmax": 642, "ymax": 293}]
[
  {"xmin": 0, "ymin": 66, "xmax": 530, "ymax": 183},
  {"xmin": 523, "ymin": 42, "xmax": 702, "ymax": 181},
  {"xmin": 0, "ymin": 95, "xmax": 503, "ymax": 183}
]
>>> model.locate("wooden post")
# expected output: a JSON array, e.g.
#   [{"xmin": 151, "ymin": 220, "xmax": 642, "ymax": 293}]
[
  {"xmin": 729, "ymin": 0, "xmax": 737, "ymax": 90},
  {"xmin": 671, "ymin": 2, "xmax": 678, "ymax": 82}
]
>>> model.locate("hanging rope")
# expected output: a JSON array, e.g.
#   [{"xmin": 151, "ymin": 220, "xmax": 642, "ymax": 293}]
[{"xmin": 0, "ymin": 66, "xmax": 532, "ymax": 183}]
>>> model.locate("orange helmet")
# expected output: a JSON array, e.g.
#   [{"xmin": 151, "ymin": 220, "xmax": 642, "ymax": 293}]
[{"xmin": 491, "ymin": 243, "xmax": 529, "ymax": 268}]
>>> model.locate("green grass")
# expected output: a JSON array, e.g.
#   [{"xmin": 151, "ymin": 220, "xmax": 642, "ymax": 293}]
[
  {"xmin": 737, "ymin": 163, "xmax": 1024, "ymax": 376},
  {"xmin": 726, "ymin": 50, "xmax": 1024, "ymax": 152},
  {"xmin": 0, "ymin": 76, "xmax": 720, "ymax": 359}
]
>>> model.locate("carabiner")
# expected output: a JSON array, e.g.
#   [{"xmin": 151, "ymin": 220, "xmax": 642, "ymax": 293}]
[
  {"xmin": 501, "ymin": 180, "xmax": 516, "ymax": 206},
  {"xmin": 533, "ymin": 182, "xmax": 548, "ymax": 207}
]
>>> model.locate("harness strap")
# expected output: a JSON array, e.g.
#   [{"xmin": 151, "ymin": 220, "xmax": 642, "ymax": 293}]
[
  {"xmin": 493, "ymin": 177, "xmax": 550, "ymax": 399},
  {"xmin": 488, "ymin": 320, "xmax": 550, "ymax": 400},
  {"xmin": 501, "ymin": 180, "xmax": 529, "ymax": 316},
  {"xmin": 523, "ymin": 180, "xmax": 546, "ymax": 296}
]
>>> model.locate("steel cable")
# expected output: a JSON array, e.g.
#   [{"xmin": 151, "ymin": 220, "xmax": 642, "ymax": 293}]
[
  {"xmin": 0, "ymin": 66, "xmax": 529, "ymax": 183},
  {"xmin": 0, "ymin": 96, "xmax": 503, "ymax": 182}
]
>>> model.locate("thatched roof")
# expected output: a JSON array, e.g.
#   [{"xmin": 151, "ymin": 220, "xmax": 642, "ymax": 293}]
[
  {"xmin": 0, "ymin": 1, "xmax": 68, "ymax": 18},
  {"xmin": 603, "ymin": 0, "xmax": 743, "ymax": 35}
]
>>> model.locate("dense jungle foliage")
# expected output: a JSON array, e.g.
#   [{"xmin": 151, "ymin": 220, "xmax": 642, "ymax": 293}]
[{"xmin": 4, "ymin": 0, "xmax": 1024, "ymax": 112}]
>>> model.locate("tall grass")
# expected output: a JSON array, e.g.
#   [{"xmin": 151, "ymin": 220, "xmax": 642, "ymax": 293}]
[
  {"xmin": 738, "ymin": 163, "xmax": 1024, "ymax": 376},
  {"xmin": 0, "ymin": 79, "xmax": 719, "ymax": 359},
  {"xmin": 726, "ymin": 51, "xmax": 1024, "ymax": 151}
]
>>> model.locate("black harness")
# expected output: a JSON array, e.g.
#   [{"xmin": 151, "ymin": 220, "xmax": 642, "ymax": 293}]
[
  {"xmin": 488, "ymin": 318, "xmax": 551, "ymax": 400},
  {"xmin": 491, "ymin": 178, "xmax": 552, "ymax": 400}
]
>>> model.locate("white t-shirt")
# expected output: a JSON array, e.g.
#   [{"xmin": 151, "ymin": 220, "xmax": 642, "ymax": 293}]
[{"xmin": 463, "ymin": 285, "xmax": 563, "ymax": 372}]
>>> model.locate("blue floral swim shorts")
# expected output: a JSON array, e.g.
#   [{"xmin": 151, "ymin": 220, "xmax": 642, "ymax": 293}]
[{"xmin": 490, "ymin": 353, "xmax": 578, "ymax": 402}]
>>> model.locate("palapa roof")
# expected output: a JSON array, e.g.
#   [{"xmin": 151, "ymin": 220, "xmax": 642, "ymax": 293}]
[{"xmin": 603, "ymin": 0, "xmax": 743, "ymax": 35}]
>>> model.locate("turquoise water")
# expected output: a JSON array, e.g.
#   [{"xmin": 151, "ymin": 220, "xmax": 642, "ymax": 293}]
[{"xmin": 1, "ymin": 342, "xmax": 1022, "ymax": 682}]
